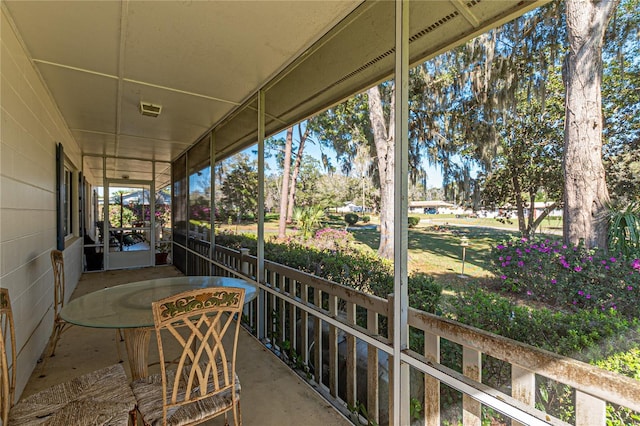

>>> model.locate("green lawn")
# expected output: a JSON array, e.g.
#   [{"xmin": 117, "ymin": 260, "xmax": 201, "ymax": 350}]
[
  {"xmin": 217, "ymin": 212, "xmax": 563, "ymax": 292},
  {"xmin": 347, "ymin": 216, "xmax": 563, "ymax": 298},
  {"xmin": 349, "ymin": 224, "xmax": 516, "ymax": 281},
  {"xmin": 417, "ymin": 213, "xmax": 563, "ymax": 234}
]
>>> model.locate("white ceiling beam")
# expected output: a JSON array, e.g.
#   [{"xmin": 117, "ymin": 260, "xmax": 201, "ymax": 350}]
[{"xmin": 450, "ymin": 0, "xmax": 480, "ymax": 28}]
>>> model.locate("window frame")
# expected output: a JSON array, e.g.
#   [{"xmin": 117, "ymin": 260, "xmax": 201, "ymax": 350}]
[{"xmin": 56, "ymin": 143, "xmax": 77, "ymax": 250}]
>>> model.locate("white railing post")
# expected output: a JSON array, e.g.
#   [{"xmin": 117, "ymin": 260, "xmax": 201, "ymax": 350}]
[
  {"xmin": 328, "ymin": 294, "xmax": 339, "ymax": 397},
  {"xmin": 576, "ymin": 391, "xmax": 606, "ymax": 425},
  {"xmin": 289, "ymin": 279, "xmax": 297, "ymax": 359},
  {"xmin": 279, "ymin": 274, "xmax": 286, "ymax": 347},
  {"xmin": 346, "ymin": 301, "xmax": 357, "ymax": 408},
  {"xmin": 424, "ymin": 331, "xmax": 440, "ymax": 426},
  {"xmin": 462, "ymin": 347, "xmax": 481, "ymax": 426},
  {"xmin": 269, "ymin": 270, "xmax": 277, "ymax": 340},
  {"xmin": 313, "ymin": 287, "xmax": 323, "ymax": 385},
  {"xmin": 388, "ymin": 294, "xmax": 410, "ymax": 425},
  {"xmin": 242, "ymin": 247, "xmax": 265, "ymax": 340},
  {"xmin": 301, "ymin": 283, "xmax": 310, "ymax": 367},
  {"xmin": 239, "ymin": 248, "xmax": 249, "ymax": 275},
  {"xmin": 367, "ymin": 309, "xmax": 380, "ymax": 424},
  {"xmin": 511, "ymin": 365, "xmax": 535, "ymax": 426}
]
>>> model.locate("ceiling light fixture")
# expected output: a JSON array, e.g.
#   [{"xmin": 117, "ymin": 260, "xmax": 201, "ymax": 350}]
[{"xmin": 139, "ymin": 101, "xmax": 162, "ymax": 118}]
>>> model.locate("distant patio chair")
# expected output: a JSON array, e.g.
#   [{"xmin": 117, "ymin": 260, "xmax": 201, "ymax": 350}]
[
  {"xmin": 83, "ymin": 234, "xmax": 103, "ymax": 271},
  {"xmin": 0, "ymin": 288, "xmax": 136, "ymax": 425},
  {"xmin": 131, "ymin": 287, "xmax": 245, "ymax": 426}
]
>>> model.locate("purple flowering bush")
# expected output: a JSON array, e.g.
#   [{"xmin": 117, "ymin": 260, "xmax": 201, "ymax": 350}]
[
  {"xmin": 491, "ymin": 237, "xmax": 640, "ymax": 318},
  {"xmin": 190, "ymin": 203, "xmax": 212, "ymax": 221}
]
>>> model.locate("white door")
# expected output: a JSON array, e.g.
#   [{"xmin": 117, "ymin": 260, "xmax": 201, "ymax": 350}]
[{"xmin": 104, "ymin": 180, "xmax": 154, "ymax": 270}]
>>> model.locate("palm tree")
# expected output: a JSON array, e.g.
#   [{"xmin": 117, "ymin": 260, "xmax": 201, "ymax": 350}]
[
  {"xmin": 292, "ymin": 206, "xmax": 325, "ymax": 239},
  {"xmin": 607, "ymin": 201, "xmax": 640, "ymax": 257}
]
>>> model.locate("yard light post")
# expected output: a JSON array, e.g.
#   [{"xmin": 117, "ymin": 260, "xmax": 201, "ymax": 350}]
[{"xmin": 459, "ymin": 236, "xmax": 469, "ymax": 278}]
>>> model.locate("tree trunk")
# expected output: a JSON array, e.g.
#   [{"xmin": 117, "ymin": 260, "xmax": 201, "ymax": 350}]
[
  {"xmin": 278, "ymin": 127, "xmax": 293, "ymax": 239},
  {"xmin": 368, "ymin": 85, "xmax": 395, "ymax": 260},
  {"xmin": 286, "ymin": 125, "xmax": 310, "ymax": 223},
  {"xmin": 562, "ymin": 0, "xmax": 618, "ymax": 249},
  {"xmin": 511, "ymin": 170, "xmax": 527, "ymax": 236},
  {"xmin": 530, "ymin": 202, "xmax": 559, "ymax": 235},
  {"xmin": 526, "ymin": 189, "xmax": 536, "ymax": 237}
]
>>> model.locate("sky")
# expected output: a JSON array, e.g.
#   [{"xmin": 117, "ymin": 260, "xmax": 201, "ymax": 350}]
[
  {"xmin": 422, "ymin": 163, "xmax": 444, "ymax": 188},
  {"xmin": 248, "ymin": 130, "xmax": 445, "ymax": 189}
]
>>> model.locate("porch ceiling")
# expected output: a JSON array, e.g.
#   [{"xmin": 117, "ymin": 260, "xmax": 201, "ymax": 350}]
[{"xmin": 2, "ymin": 0, "xmax": 546, "ymax": 187}]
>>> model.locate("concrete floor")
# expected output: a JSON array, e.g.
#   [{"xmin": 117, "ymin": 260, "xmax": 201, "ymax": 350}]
[{"xmin": 22, "ymin": 265, "xmax": 351, "ymax": 426}]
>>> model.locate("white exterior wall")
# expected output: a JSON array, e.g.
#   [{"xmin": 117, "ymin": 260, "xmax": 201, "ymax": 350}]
[{"xmin": 1, "ymin": 7, "xmax": 83, "ymax": 399}]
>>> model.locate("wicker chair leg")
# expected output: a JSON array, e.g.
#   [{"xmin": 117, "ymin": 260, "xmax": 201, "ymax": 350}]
[
  {"xmin": 227, "ymin": 402, "xmax": 242, "ymax": 426},
  {"xmin": 38, "ymin": 321, "xmax": 66, "ymax": 377},
  {"xmin": 49, "ymin": 322, "xmax": 64, "ymax": 357},
  {"xmin": 128, "ymin": 408, "xmax": 137, "ymax": 425}
]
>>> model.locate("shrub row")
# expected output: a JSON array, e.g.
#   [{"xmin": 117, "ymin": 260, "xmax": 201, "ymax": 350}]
[
  {"xmin": 449, "ymin": 286, "xmax": 640, "ymax": 362},
  {"xmin": 214, "ymin": 230, "xmax": 442, "ymax": 313}
]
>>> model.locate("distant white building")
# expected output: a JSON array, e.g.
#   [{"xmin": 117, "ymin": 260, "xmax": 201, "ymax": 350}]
[
  {"xmin": 530, "ymin": 202, "xmax": 563, "ymax": 217},
  {"xmin": 408, "ymin": 200, "xmax": 455, "ymax": 214},
  {"xmin": 499, "ymin": 202, "xmax": 562, "ymax": 218},
  {"xmin": 336, "ymin": 202, "xmax": 364, "ymax": 213}
]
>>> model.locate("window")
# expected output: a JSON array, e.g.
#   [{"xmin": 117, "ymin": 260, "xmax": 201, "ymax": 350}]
[
  {"xmin": 64, "ymin": 166, "xmax": 73, "ymax": 238},
  {"xmin": 56, "ymin": 143, "xmax": 76, "ymax": 249}
]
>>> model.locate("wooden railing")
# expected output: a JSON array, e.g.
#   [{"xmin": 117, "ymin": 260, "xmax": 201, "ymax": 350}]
[{"xmin": 180, "ymin": 239, "xmax": 640, "ymax": 425}]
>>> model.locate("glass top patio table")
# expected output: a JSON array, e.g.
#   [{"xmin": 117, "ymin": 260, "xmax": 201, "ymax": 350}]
[
  {"xmin": 60, "ymin": 276, "xmax": 257, "ymax": 380},
  {"xmin": 60, "ymin": 276, "xmax": 258, "ymax": 328}
]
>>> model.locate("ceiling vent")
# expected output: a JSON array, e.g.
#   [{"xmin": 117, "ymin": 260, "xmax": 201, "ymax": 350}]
[{"xmin": 139, "ymin": 101, "xmax": 162, "ymax": 118}]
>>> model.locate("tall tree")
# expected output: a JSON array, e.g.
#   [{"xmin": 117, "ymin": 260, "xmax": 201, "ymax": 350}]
[
  {"xmin": 314, "ymin": 173, "xmax": 363, "ymax": 211},
  {"xmin": 562, "ymin": 0, "xmax": 620, "ymax": 249},
  {"xmin": 291, "ymin": 156, "xmax": 325, "ymax": 208},
  {"xmin": 219, "ymin": 154, "xmax": 258, "ymax": 223},
  {"xmin": 310, "ymin": 84, "xmax": 408, "ymax": 260},
  {"xmin": 286, "ymin": 124, "xmax": 310, "ymax": 222},
  {"xmin": 367, "ymin": 85, "xmax": 396, "ymax": 259},
  {"xmin": 277, "ymin": 128, "xmax": 293, "ymax": 238},
  {"xmin": 482, "ymin": 93, "xmax": 564, "ymax": 237},
  {"xmin": 264, "ymin": 174, "xmax": 282, "ymax": 213},
  {"xmin": 271, "ymin": 123, "xmax": 312, "ymax": 238}
]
